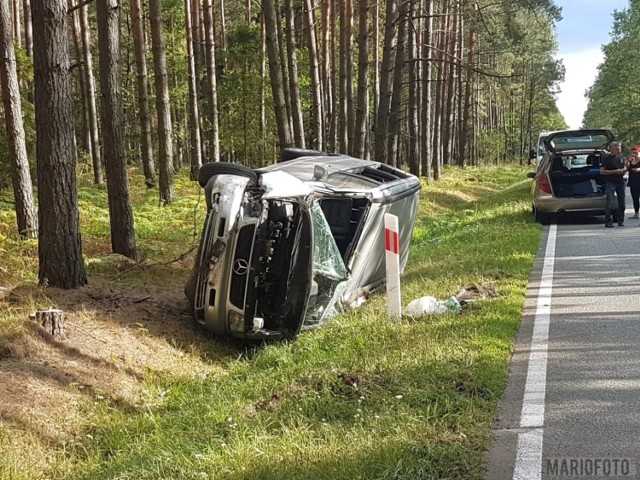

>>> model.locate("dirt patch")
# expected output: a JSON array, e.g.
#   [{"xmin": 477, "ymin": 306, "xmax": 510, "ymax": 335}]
[
  {"xmin": 456, "ymin": 282, "xmax": 500, "ymax": 305},
  {"xmin": 0, "ymin": 273, "xmax": 239, "ymax": 449}
]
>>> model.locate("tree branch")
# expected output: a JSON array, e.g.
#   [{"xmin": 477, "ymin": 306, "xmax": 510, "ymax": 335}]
[
  {"xmin": 67, "ymin": 0, "xmax": 94, "ymax": 15},
  {"xmin": 110, "ymin": 245, "xmax": 199, "ymax": 279},
  {"xmin": 412, "ymin": 44, "xmax": 522, "ymax": 80}
]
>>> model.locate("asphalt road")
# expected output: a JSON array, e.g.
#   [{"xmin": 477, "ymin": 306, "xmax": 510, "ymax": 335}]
[{"xmin": 485, "ymin": 206, "xmax": 640, "ymax": 480}]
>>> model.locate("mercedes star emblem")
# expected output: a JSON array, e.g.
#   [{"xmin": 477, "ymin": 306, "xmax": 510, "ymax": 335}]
[{"xmin": 233, "ymin": 259, "xmax": 249, "ymax": 276}]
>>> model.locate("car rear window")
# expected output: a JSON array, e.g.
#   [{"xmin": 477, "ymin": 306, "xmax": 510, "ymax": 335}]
[{"xmin": 548, "ymin": 133, "xmax": 609, "ymax": 151}]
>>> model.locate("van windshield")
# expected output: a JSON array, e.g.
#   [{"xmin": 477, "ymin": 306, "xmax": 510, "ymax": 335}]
[{"xmin": 537, "ymin": 136, "xmax": 549, "ymax": 156}]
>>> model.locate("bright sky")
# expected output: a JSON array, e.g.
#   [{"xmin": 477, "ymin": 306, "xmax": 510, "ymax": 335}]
[{"xmin": 554, "ymin": 0, "xmax": 628, "ymax": 129}]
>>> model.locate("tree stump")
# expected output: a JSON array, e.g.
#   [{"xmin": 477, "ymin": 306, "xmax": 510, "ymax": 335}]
[{"xmin": 35, "ymin": 309, "xmax": 67, "ymax": 340}]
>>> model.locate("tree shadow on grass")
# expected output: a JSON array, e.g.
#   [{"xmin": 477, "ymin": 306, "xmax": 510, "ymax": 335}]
[{"xmin": 0, "ymin": 269, "xmax": 270, "ymax": 450}]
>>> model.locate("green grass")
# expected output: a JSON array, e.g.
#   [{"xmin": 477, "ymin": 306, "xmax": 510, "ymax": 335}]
[{"xmin": 0, "ymin": 164, "xmax": 541, "ymax": 480}]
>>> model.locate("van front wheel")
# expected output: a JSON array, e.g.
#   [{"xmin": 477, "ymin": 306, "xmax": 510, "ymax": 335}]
[{"xmin": 198, "ymin": 162, "xmax": 258, "ymax": 188}]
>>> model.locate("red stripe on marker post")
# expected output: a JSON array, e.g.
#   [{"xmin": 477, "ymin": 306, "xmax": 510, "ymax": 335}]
[
  {"xmin": 384, "ymin": 214, "xmax": 401, "ymax": 318},
  {"xmin": 385, "ymin": 228, "xmax": 399, "ymax": 254}
]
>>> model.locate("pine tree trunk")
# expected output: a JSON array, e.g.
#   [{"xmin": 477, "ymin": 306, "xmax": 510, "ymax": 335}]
[
  {"xmin": 32, "ymin": 0, "xmax": 86, "ymax": 288},
  {"xmin": 407, "ymin": 0, "xmax": 419, "ymax": 176},
  {"xmin": 245, "ymin": 0, "xmax": 252, "ymax": 23},
  {"xmin": 22, "ymin": 0, "xmax": 31, "ymax": 56},
  {"xmin": 455, "ymin": 6, "xmax": 465, "ymax": 167},
  {"xmin": 167, "ymin": 14, "xmax": 183, "ymax": 173},
  {"xmin": 387, "ymin": 0, "xmax": 407, "ymax": 168},
  {"xmin": 149, "ymin": 0, "xmax": 175, "ymax": 203},
  {"xmin": 0, "ymin": 0, "xmax": 36, "ymax": 238},
  {"xmin": 262, "ymin": 0, "xmax": 293, "ymax": 150},
  {"xmin": 202, "ymin": 0, "xmax": 221, "ymax": 162},
  {"xmin": 274, "ymin": 0, "xmax": 293, "ymax": 139},
  {"xmin": 344, "ymin": 0, "xmax": 354, "ymax": 155},
  {"xmin": 338, "ymin": 0, "xmax": 353, "ymax": 154},
  {"xmin": 284, "ymin": 0, "xmax": 305, "ymax": 147},
  {"xmin": 329, "ymin": 0, "xmax": 337, "ymax": 151},
  {"xmin": 519, "ymin": 63, "xmax": 527, "ymax": 164},
  {"xmin": 68, "ymin": 1, "xmax": 91, "ymax": 157},
  {"xmin": 353, "ymin": 0, "xmax": 369, "ymax": 159},
  {"xmin": 130, "ymin": 0, "xmax": 156, "ymax": 188},
  {"xmin": 11, "ymin": 0, "xmax": 20, "ymax": 47},
  {"xmin": 374, "ymin": 0, "xmax": 397, "ymax": 163},
  {"xmin": 442, "ymin": 7, "xmax": 456, "ymax": 166},
  {"xmin": 184, "ymin": 0, "xmax": 202, "ymax": 180},
  {"xmin": 304, "ymin": 0, "xmax": 323, "ymax": 150},
  {"xmin": 420, "ymin": 0, "xmax": 433, "ymax": 180},
  {"xmin": 526, "ymin": 59, "xmax": 535, "ymax": 165},
  {"xmin": 219, "ymin": 0, "xmax": 227, "ymax": 70},
  {"xmin": 191, "ymin": 0, "xmax": 202, "ymax": 95},
  {"xmin": 321, "ymin": 0, "xmax": 331, "ymax": 151},
  {"xmin": 373, "ymin": 0, "xmax": 379, "ymax": 134},
  {"xmin": 260, "ymin": 11, "xmax": 267, "ymax": 164},
  {"xmin": 432, "ymin": 2, "xmax": 447, "ymax": 180},
  {"xmin": 459, "ymin": 27, "xmax": 476, "ymax": 168},
  {"xmin": 338, "ymin": 0, "xmax": 347, "ymax": 153},
  {"xmin": 96, "ymin": 0, "xmax": 138, "ymax": 259},
  {"xmin": 78, "ymin": 0, "xmax": 103, "ymax": 185}
]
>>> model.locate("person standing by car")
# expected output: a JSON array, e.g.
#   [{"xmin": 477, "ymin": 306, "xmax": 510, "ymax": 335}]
[
  {"xmin": 600, "ymin": 141, "xmax": 627, "ymax": 227},
  {"xmin": 626, "ymin": 147, "xmax": 640, "ymax": 219}
]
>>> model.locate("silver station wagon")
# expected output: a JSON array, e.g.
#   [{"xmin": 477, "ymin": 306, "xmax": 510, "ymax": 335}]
[
  {"xmin": 528, "ymin": 129, "xmax": 616, "ymax": 223},
  {"xmin": 185, "ymin": 149, "xmax": 421, "ymax": 340}
]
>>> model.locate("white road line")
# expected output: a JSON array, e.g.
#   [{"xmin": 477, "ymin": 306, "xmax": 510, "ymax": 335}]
[
  {"xmin": 512, "ymin": 224, "xmax": 557, "ymax": 480},
  {"xmin": 513, "ymin": 429, "xmax": 544, "ymax": 480}
]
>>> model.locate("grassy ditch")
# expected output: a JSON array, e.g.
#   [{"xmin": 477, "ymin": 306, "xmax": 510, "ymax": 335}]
[{"xmin": 0, "ymin": 165, "xmax": 541, "ymax": 480}]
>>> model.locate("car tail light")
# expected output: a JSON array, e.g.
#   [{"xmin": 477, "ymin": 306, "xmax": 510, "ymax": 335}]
[{"xmin": 538, "ymin": 172, "xmax": 553, "ymax": 194}]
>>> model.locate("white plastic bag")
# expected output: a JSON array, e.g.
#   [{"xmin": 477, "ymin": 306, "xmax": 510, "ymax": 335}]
[
  {"xmin": 404, "ymin": 295, "xmax": 460, "ymax": 317},
  {"xmin": 405, "ymin": 296, "xmax": 445, "ymax": 316}
]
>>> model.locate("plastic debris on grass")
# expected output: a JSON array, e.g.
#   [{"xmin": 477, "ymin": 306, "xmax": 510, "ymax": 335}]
[
  {"xmin": 404, "ymin": 295, "xmax": 461, "ymax": 316},
  {"xmin": 404, "ymin": 284, "xmax": 499, "ymax": 317}
]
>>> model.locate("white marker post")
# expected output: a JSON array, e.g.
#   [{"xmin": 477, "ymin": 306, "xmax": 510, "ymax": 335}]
[{"xmin": 384, "ymin": 213, "xmax": 402, "ymax": 318}]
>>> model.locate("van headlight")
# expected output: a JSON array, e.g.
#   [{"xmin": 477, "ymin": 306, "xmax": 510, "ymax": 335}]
[{"xmin": 228, "ymin": 311, "xmax": 245, "ymax": 332}]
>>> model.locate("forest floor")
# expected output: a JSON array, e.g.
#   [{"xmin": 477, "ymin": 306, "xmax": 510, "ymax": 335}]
[
  {"xmin": 0, "ymin": 172, "xmax": 233, "ymax": 475},
  {"xmin": 1, "ymin": 268, "xmax": 207, "ymax": 444}
]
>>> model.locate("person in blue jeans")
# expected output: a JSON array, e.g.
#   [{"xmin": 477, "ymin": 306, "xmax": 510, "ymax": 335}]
[{"xmin": 600, "ymin": 141, "xmax": 627, "ymax": 227}]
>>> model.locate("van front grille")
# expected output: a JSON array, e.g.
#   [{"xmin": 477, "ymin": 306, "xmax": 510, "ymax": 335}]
[
  {"xmin": 229, "ymin": 224, "xmax": 255, "ymax": 308},
  {"xmin": 195, "ymin": 213, "xmax": 216, "ymax": 311}
]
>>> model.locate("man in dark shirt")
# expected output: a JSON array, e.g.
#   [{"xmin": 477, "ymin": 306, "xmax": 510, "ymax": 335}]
[{"xmin": 600, "ymin": 141, "xmax": 627, "ymax": 227}]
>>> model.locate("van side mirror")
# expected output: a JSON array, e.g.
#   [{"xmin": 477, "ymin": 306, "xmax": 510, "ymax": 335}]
[
  {"xmin": 527, "ymin": 172, "xmax": 536, "ymax": 179},
  {"xmin": 313, "ymin": 164, "xmax": 328, "ymax": 180}
]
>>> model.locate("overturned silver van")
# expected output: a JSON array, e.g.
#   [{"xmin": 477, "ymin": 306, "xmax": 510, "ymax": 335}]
[{"xmin": 185, "ymin": 149, "xmax": 421, "ymax": 339}]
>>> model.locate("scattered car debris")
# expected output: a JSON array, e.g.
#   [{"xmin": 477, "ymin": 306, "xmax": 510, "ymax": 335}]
[
  {"xmin": 404, "ymin": 295, "xmax": 460, "ymax": 316},
  {"xmin": 404, "ymin": 284, "xmax": 499, "ymax": 317}
]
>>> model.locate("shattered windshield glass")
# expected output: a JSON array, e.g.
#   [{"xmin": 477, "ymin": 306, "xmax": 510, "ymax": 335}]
[
  {"xmin": 310, "ymin": 202, "xmax": 348, "ymax": 280},
  {"xmin": 303, "ymin": 202, "xmax": 349, "ymax": 328}
]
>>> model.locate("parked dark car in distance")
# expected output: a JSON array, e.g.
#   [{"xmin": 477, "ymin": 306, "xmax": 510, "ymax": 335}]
[{"xmin": 185, "ymin": 149, "xmax": 421, "ymax": 340}]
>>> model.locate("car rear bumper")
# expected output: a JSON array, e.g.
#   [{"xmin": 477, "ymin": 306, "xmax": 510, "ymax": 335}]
[{"xmin": 534, "ymin": 194, "xmax": 613, "ymax": 214}]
